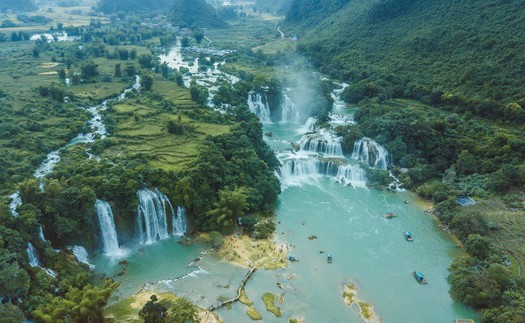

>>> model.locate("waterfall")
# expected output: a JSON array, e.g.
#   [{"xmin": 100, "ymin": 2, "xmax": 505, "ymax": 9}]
[
  {"xmin": 137, "ymin": 188, "xmax": 175, "ymax": 244},
  {"xmin": 247, "ymin": 92, "xmax": 272, "ymax": 124},
  {"xmin": 299, "ymin": 129, "xmax": 344, "ymax": 157},
  {"xmin": 39, "ymin": 226, "xmax": 47, "ymax": 242},
  {"xmin": 27, "ymin": 242, "xmax": 57, "ymax": 278},
  {"xmin": 68, "ymin": 245, "xmax": 95, "ymax": 269},
  {"xmin": 172, "ymin": 206, "xmax": 189, "ymax": 237},
  {"xmin": 280, "ymin": 94, "xmax": 302, "ymax": 124},
  {"xmin": 351, "ymin": 138, "xmax": 391, "ymax": 170},
  {"xmin": 335, "ymin": 164, "xmax": 367, "ymax": 188},
  {"xmin": 9, "ymin": 191, "xmax": 22, "ymax": 217},
  {"xmin": 95, "ymin": 200, "xmax": 126, "ymax": 258}
]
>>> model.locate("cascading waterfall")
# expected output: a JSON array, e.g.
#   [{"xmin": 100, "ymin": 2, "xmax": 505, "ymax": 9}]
[
  {"xmin": 247, "ymin": 92, "xmax": 272, "ymax": 124},
  {"xmin": 299, "ymin": 129, "xmax": 344, "ymax": 157},
  {"xmin": 280, "ymin": 93, "xmax": 302, "ymax": 124},
  {"xmin": 278, "ymin": 153, "xmax": 367, "ymax": 188},
  {"xmin": 351, "ymin": 138, "xmax": 391, "ymax": 170},
  {"xmin": 68, "ymin": 245, "xmax": 95, "ymax": 269},
  {"xmin": 96, "ymin": 199, "xmax": 126, "ymax": 258},
  {"xmin": 26, "ymin": 242, "xmax": 57, "ymax": 278},
  {"xmin": 137, "ymin": 188, "xmax": 175, "ymax": 244},
  {"xmin": 9, "ymin": 191, "xmax": 22, "ymax": 217},
  {"xmin": 335, "ymin": 164, "xmax": 367, "ymax": 188},
  {"xmin": 172, "ymin": 206, "xmax": 189, "ymax": 237}
]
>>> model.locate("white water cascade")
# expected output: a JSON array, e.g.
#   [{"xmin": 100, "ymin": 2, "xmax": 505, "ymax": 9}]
[
  {"xmin": 26, "ymin": 242, "xmax": 57, "ymax": 278},
  {"xmin": 351, "ymin": 137, "xmax": 391, "ymax": 170},
  {"xmin": 278, "ymin": 152, "xmax": 367, "ymax": 188},
  {"xmin": 172, "ymin": 206, "xmax": 189, "ymax": 237},
  {"xmin": 247, "ymin": 92, "xmax": 272, "ymax": 124},
  {"xmin": 96, "ymin": 200, "xmax": 127, "ymax": 258},
  {"xmin": 9, "ymin": 191, "xmax": 22, "ymax": 217},
  {"xmin": 137, "ymin": 188, "xmax": 176, "ymax": 244},
  {"xmin": 68, "ymin": 245, "xmax": 95, "ymax": 269},
  {"xmin": 299, "ymin": 129, "xmax": 344, "ymax": 157},
  {"xmin": 280, "ymin": 93, "xmax": 302, "ymax": 124}
]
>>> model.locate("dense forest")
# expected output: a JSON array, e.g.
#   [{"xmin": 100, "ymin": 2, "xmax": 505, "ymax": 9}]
[{"xmin": 284, "ymin": 0, "xmax": 525, "ymax": 119}]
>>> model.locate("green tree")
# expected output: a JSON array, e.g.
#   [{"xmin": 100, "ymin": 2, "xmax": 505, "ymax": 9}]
[
  {"xmin": 193, "ymin": 29, "xmax": 204, "ymax": 44},
  {"xmin": 114, "ymin": 63, "xmax": 122, "ymax": 77},
  {"xmin": 465, "ymin": 234, "xmax": 495, "ymax": 261},
  {"xmin": 166, "ymin": 298, "xmax": 197, "ymax": 323},
  {"xmin": 141, "ymin": 74, "xmax": 154, "ymax": 91},
  {"xmin": 139, "ymin": 295, "xmax": 167, "ymax": 323},
  {"xmin": 209, "ymin": 231, "xmax": 224, "ymax": 249},
  {"xmin": 80, "ymin": 60, "xmax": 99, "ymax": 79},
  {"xmin": 0, "ymin": 304, "xmax": 24, "ymax": 323}
]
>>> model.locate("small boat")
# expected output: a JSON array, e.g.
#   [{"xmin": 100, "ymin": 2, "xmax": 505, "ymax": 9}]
[
  {"xmin": 384, "ymin": 212, "xmax": 397, "ymax": 219},
  {"xmin": 404, "ymin": 231, "xmax": 413, "ymax": 241},
  {"xmin": 413, "ymin": 271, "xmax": 428, "ymax": 285},
  {"xmin": 286, "ymin": 255, "xmax": 299, "ymax": 262},
  {"xmin": 327, "ymin": 254, "xmax": 333, "ymax": 263}
]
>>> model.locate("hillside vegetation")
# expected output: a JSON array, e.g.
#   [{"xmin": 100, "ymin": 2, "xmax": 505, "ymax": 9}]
[
  {"xmin": 95, "ymin": 0, "xmax": 173, "ymax": 14},
  {"xmin": 169, "ymin": 0, "xmax": 227, "ymax": 29},
  {"xmin": 284, "ymin": 0, "xmax": 525, "ymax": 119}
]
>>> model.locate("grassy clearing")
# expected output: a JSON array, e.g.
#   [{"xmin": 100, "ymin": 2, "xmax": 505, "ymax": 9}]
[
  {"xmin": 261, "ymin": 292, "xmax": 281, "ymax": 317},
  {"xmin": 105, "ymin": 99, "xmax": 230, "ymax": 172},
  {"xmin": 460, "ymin": 199, "xmax": 525, "ymax": 274},
  {"xmin": 252, "ymin": 39, "xmax": 296, "ymax": 55}
]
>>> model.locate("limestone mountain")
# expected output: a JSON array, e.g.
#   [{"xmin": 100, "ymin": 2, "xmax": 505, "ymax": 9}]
[
  {"xmin": 95, "ymin": 0, "xmax": 173, "ymax": 14},
  {"xmin": 169, "ymin": 0, "xmax": 227, "ymax": 29},
  {"xmin": 283, "ymin": 0, "xmax": 525, "ymax": 107}
]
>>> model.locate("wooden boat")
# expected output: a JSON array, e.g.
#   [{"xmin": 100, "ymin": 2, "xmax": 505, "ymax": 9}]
[
  {"xmin": 413, "ymin": 271, "xmax": 428, "ymax": 285},
  {"xmin": 327, "ymin": 254, "xmax": 333, "ymax": 263},
  {"xmin": 287, "ymin": 255, "xmax": 299, "ymax": 262},
  {"xmin": 384, "ymin": 212, "xmax": 397, "ymax": 219},
  {"xmin": 404, "ymin": 231, "xmax": 413, "ymax": 241}
]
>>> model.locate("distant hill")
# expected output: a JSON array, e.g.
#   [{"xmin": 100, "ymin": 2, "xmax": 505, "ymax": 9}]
[
  {"xmin": 285, "ymin": 0, "xmax": 351, "ymax": 26},
  {"xmin": 254, "ymin": 0, "xmax": 293, "ymax": 15},
  {"xmin": 283, "ymin": 0, "xmax": 525, "ymax": 108},
  {"xmin": 0, "ymin": 0, "xmax": 37, "ymax": 12},
  {"xmin": 95, "ymin": 0, "xmax": 173, "ymax": 14},
  {"xmin": 169, "ymin": 0, "xmax": 227, "ymax": 29}
]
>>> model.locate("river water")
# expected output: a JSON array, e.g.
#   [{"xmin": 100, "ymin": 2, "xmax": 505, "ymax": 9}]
[{"xmin": 89, "ymin": 45, "xmax": 480, "ymax": 322}]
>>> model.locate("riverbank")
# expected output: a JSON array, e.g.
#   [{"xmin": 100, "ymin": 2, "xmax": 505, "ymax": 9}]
[{"xmin": 105, "ymin": 291, "xmax": 222, "ymax": 323}]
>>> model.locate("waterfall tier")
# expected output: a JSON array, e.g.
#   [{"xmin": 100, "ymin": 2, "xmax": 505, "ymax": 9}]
[
  {"xmin": 278, "ymin": 153, "xmax": 366, "ymax": 188},
  {"xmin": 299, "ymin": 129, "xmax": 344, "ymax": 157},
  {"xmin": 247, "ymin": 92, "xmax": 272, "ymax": 124},
  {"xmin": 68, "ymin": 245, "xmax": 95, "ymax": 269},
  {"xmin": 9, "ymin": 191, "xmax": 22, "ymax": 217},
  {"xmin": 96, "ymin": 200, "xmax": 127, "ymax": 258},
  {"xmin": 280, "ymin": 94, "xmax": 302, "ymax": 124},
  {"xmin": 27, "ymin": 242, "xmax": 57, "ymax": 278},
  {"xmin": 137, "ymin": 188, "xmax": 178, "ymax": 244},
  {"xmin": 351, "ymin": 138, "xmax": 391, "ymax": 170},
  {"xmin": 173, "ymin": 206, "xmax": 189, "ymax": 237}
]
